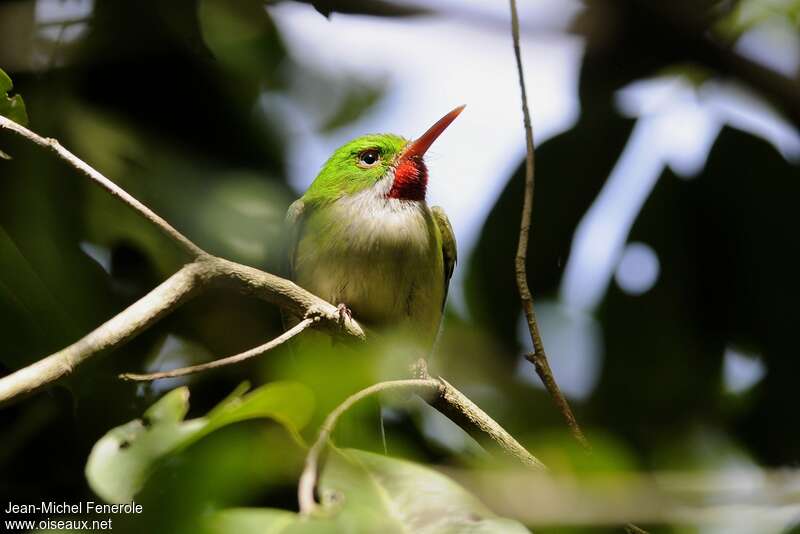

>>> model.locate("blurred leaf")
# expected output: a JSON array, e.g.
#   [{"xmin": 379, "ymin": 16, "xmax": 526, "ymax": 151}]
[
  {"xmin": 211, "ymin": 509, "xmax": 299, "ymax": 533},
  {"xmin": 86, "ymin": 381, "xmax": 315, "ymax": 503},
  {"xmin": 687, "ymin": 127, "xmax": 800, "ymax": 463},
  {"xmin": 0, "ymin": 67, "xmax": 27, "ymax": 126},
  {"xmin": 211, "ymin": 448, "xmax": 530, "ymax": 533},
  {"xmin": 283, "ymin": 66, "xmax": 387, "ymax": 137},
  {"xmin": 0, "ymin": 226, "xmax": 74, "ymax": 352},
  {"xmin": 589, "ymin": 165, "xmax": 725, "ymax": 451},
  {"xmin": 79, "ymin": 0, "xmax": 286, "ymax": 173},
  {"xmin": 59, "ymin": 107, "xmax": 187, "ymax": 276},
  {"xmin": 63, "ymin": 106, "xmax": 294, "ymax": 273},
  {"xmin": 715, "ymin": 0, "xmax": 800, "ymax": 39},
  {"xmin": 316, "ymin": 448, "xmax": 530, "ymax": 533},
  {"xmin": 319, "ymin": 80, "xmax": 385, "ymax": 132},
  {"xmin": 590, "ymin": 125, "xmax": 800, "ymax": 460},
  {"xmin": 294, "ymin": 0, "xmax": 432, "ymax": 18},
  {"xmin": 0, "ymin": 148, "xmax": 116, "ymax": 372},
  {"xmin": 270, "ymin": 333, "xmax": 431, "ymax": 455},
  {"xmin": 199, "ymin": 0, "xmax": 287, "ymax": 87},
  {"xmin": 0, "ymin": 3, "xmax": 36, "ymax": 72}
]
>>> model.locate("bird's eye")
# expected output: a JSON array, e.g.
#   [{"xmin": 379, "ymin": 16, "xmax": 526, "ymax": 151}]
[{"xmin": 357, "ymin": 149, "xmax": 380, "ymax": 168}]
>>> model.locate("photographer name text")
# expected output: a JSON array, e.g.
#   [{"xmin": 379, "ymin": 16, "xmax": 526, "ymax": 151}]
[{"xmin": 4, "ymin": 501, "xmax": 142, "ymax": 515}]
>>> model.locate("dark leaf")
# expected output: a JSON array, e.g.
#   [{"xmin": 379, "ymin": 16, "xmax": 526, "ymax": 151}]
[{"xmin": 295, "ymin": 0, "xmax": 431, "ymax": 18}]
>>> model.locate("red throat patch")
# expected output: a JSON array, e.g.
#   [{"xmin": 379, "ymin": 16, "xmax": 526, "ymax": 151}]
[{"xmin": 388, "ymin": 157, "xmax": 428, "ymax": 201}]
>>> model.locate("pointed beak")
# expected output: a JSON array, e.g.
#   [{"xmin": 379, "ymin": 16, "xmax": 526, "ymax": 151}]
[{"xmin": 402, "ymin": 105, "xmax": 465, "ymax": 160}]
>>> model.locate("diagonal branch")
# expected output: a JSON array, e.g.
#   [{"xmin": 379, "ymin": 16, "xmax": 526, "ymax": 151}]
[
  {"xmin": 428, "ymin": 377, "xmax": 545, "ymax": 470},
  {"xmin": 508, "ymin": 0, "xmax": 589, "ymax": 451},
  {"xmin": 298, "ymin": 377, "xmax": 546, "ymax": 515},
  {"xmin": 0, "ymin": 253, "xmax": 365, "ymax": 406},
  {"xmin": 0, "ymin": 262, "xmax": 205, "ymax": 405}
]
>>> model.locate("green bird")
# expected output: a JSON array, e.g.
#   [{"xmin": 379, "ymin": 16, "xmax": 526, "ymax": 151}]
[{"xmin": 286, "ymin": 106, "xmax": 463, "ymax": 364}]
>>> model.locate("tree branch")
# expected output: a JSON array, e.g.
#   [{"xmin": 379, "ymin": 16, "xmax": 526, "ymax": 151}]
[
  {"xmin": 0, "ymin": 262, "xmax": 204, "ymax": 405},
  {"xmin": 0, "ymin": 118, "xmax": 365, "ymax": 408},
  {"xmin": 508, "ymin": 0, "xmax": 589, "ymax": 451},
  {"xmin": 298, "ymin": 377, "xmax": 546, "ymax": 515},
  {"xmin": 427, "ymin": 377, "xmax": 545, "ymax": 469},
  {"xmin": 0, "ymin": 252, "xmax": 365, "ymax": 406}
]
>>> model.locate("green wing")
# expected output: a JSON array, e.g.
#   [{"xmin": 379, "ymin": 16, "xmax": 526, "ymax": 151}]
[
  {"xmin": 282, "ymin": 199, "xmax": 307, "ymax": 330},
  {"xmin": 431, "ymin": 206, "xmax": 457, "ymax": 310},
  {"xmin": 284, "ymin": 198, "xmax": 306, "ymax": 278}
]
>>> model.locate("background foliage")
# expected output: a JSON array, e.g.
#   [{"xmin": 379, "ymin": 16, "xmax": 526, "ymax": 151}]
[{"xmin": 1, "ymin": 1, "xmax": 800, "ymax": 532}]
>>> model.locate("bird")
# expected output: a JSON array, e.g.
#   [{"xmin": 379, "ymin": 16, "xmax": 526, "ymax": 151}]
[{"xmin": 285, "ymin": 106, "xmax": 463, "ymax": 371}]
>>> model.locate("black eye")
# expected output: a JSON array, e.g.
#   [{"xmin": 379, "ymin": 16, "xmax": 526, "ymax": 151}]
[{"xmin": 358, "ymin": 149, "xmax": 380, "ymax": 167}]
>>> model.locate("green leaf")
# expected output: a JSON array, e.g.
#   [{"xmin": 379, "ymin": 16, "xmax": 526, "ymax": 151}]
[
  {"xmin": 318, "ymin": 449, "xmax": 530, "ymax": 533},
  {"xmin": 211, "ymin": 448, "xmax": 530, "ymax": 534},
  {"xmin": 319, "ymin": 80, "xmax": 386, "ymax": 133},
  {"xmin": 212, "ymin": 509, "xmax": 300, "ymax": 534},
  {"xmin": 198, "ymin": 0, "xmax": 287, "ymax": 88},
  {"xmin": 0, "ymin": 67, "xmax": 28, "ymax": 126},
  {"xmin": 85, "ymin": 381, "xmax": 315, "ymax": 503}
]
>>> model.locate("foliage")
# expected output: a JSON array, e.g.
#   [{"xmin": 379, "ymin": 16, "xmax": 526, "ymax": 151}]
[
  {"xmin": 86, "ymin": 382, "xmax": 314, "ymax": 503},
  {"xmin": 0, "ymin": 67, "xmax": 27, "ymax": 126},
  {"xmin": 0, "ymin": 67, "xmax": 27, "ymax": 159},
  {"xmin": 86, "ymin": 386, "xmax": 528, "ymax": 532},
  {"xmin": 213, "ymin": 448, "xmax": 530, "ymax": 533},
  {"xmin": 1, "ymin": 0, "xmax": 800, "ymax": 532}
]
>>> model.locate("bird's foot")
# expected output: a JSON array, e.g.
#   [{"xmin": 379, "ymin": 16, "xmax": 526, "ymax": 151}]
[
  {"xmin": 303, "ymin": 304, "xmax": 327, "ymax": 323},
  {"xmin": 336, "ymin": 303, "xmax": 352, "ymax": 325}
]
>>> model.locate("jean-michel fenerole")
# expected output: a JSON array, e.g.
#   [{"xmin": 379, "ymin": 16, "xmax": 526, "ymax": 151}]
[{"xmin": 4, "ymin": 501, "xmax": 143, "ymax": 514}]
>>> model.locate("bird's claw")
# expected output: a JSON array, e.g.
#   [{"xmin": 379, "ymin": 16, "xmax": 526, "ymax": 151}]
[
  {"xmin": 336, "ymin": 303, "xmax": 352, "ymax": 324},
  {"xmin": 303, "ymin": 304, "xmax": 327, "ymax": 323}
]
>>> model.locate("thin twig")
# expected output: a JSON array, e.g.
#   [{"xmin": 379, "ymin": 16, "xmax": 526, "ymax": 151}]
[
  {"xmin": 298, "ymin": 379, "xmax": 437, "ymax": 514},
  {"xmin": 298, "ymin": 377, "xmax": 546, "ymax": 515},
  {"xmin": 0, "ymin": 116, "xmax": 205, "ymax": 258},
  {"xmin": 120, "ymin": 317, "xmax": 317, "ymax": 381},
  {"xmin": 508, "ymin": 0, "xmax": 589, "ymax": 451},
  {"xmin": 508, "ymin": 4, "xmax": 650, "ymax": 532}
]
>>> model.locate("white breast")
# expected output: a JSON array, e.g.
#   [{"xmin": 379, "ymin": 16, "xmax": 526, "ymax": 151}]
[{"xmin": 294, "ymin": 182, "xmax": 445, "ymax": 348}]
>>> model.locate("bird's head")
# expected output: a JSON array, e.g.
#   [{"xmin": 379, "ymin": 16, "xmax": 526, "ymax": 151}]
[{"xmin": 302, "ymin": 105, "xmax": 464, "ymax": 204}]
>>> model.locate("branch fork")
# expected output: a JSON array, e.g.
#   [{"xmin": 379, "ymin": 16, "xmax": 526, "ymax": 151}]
[
  {"xmin": 0, "ymin": 114, "xmax": 545, "ymax": 487},
  {"xmin": 297, "ymin": 376, "xmax": 546, "ymax": 515},
  {"xmin": 0, "ymin": 115, "xmax": 363, "ymax": 405}
]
